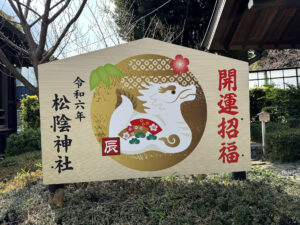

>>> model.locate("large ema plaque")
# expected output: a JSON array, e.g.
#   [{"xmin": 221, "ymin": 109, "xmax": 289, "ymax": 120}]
[{"xmin": 39, "ymin": 38, "xmax": 250, "ymax": 184}]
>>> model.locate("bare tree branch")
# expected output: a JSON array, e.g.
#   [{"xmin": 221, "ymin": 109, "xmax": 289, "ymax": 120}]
[
  {"xmin": 23, "ymin": 0, "xmax": 32, "ymax": 19},
  {"xmin": 8, "ymin": 0, "xmax": 37, "ymax": 50},
  {"xmin": 7, "ymin": 0, "xmax": 21, "ymax": 18},
  {"xmin": 29, "ymin": 16, "xmax": 41, "ymax": 28},
  {"xmin": 41, "ymin": 0, "xmax": 87, "ymax": 63},
  {"xmin": 49, "ymin": 0, "xmax": 71, "ymax": 23},
  {"xmin": 28, "ymin": 0, "xmax": 66, "ymax": 27},
  {"xmin": 0, "ymin": 47, "xmax": 37, "ymax": 93},
  {"xmin": 30, "ymin": 0, "xmax": 64, "ymax": 28},
  {"xmin": 2, "ymin": 0, "xmax": 89, "ymax": 93},
  {"xmin": 171, "ymin": 19, "xmax": 186, "ymax": 43},
  {"xmin": 54, "ymin": 29, "xmax": 74, "ymax": 58},
  {"xmin": 249, "ymin": 50, "xmax": 265, "ymax": 65},
  {"xmin": 16, "ymin": 0, "xmax": 41, "ymax": 19},
  {"xmin": 126, "ymin": 0, "xmax": 171, "ymax": 36},
  {"xmin": 87, "ymin": 3, "xmax": 108, "ymax": 48},
  {"xmin": 143, "ymin": 14, "xmax": 156, "ymax": 38},
  {"xmin": 49, "ymin": 0, "xmax": 65, "ymax": 11},
  {"xmin": 0, "ymin": 31, "xmax": 29, "ymax": 55},
  {"xmin": 36, "ymin": 0, "xmax": 51, "ymax": 60}
]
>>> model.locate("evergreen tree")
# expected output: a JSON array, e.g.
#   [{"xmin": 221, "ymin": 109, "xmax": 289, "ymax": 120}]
[{"xmin": 114, "ymin": 0, "xmax": 215, "ymax": 49}]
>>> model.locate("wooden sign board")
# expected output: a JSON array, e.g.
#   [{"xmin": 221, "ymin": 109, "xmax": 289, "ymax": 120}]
[
  {"xmin": 258, "ymin": 111, "xmax": 270, "ymax": 122},
  {"xmin": 39, "ymin": 38, "xmax": 250, "ymax": 184}
]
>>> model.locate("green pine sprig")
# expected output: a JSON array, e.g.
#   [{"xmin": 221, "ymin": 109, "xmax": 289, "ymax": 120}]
[{"xmin": 89, "ymin": 64, "xmax": 124, "ymax": 91}]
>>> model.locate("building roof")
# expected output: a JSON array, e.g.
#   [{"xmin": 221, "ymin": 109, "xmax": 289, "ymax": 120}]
[
  {"xmin": 202, "ymin": 0, "xmax": 300, "ymax": 50},
  {"xmin": 0, "ymin": 14, "xmax": 31, "ymax": 67}
]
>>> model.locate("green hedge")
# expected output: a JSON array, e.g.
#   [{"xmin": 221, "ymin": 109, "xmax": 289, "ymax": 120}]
[
  {"xmin": 250, "ymin": 85, "xmax": 300, "ymax": 122},
  {"xmin": 20, "ymin": 95, "xmax": 40, "ymax": 129},
  {"xmin": 5, "ymin": 128, "xmax": 41, "ymax": 156},
  {"xmin": 250, "ymin": 87, "xmax": 267, "ymax": 121},
  {"xmin": 266, "ymin": 128, "xmax": 300, "ymax": 162},
  {"xmin": 250, "ymin": 123, "xmax": 261, "ymax": 142},
  {"xmin": 250, "ymin": 122, "xmax": 289, "ymax": 143}
]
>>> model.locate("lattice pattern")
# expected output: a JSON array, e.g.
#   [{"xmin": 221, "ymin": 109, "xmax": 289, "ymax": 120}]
[
  {"xmin": 128, "ymin": 58, "xmax": 172, "ymax": 71},
  {"xmin": 121, "ymin": 73, "xmax": 199, "ymax": 90}
]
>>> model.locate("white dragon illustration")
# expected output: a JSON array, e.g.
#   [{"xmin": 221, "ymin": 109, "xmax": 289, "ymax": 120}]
[{"xmin": 109, "ymin": 82, "xmax": 196, "ymax": 154}]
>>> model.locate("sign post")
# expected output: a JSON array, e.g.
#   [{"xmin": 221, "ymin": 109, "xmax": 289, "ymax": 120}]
[
  {"xmin": 39, "ymin": 38, "xmax": 251, "ymax": 185},
  {"xmin": 258, "ymin": 111, "xmax": 270, "ymax": 156}
]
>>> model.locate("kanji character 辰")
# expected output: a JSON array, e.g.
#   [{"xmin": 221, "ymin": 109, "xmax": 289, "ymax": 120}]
[{"xmin": 102, "ymin": 137, "xmax": 121, "ymax": 156}]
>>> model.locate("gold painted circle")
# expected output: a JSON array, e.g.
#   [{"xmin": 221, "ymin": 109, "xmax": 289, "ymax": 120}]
[{"xmin": 91, "ymin": 54, "xmax": 207, "ymax": 171}]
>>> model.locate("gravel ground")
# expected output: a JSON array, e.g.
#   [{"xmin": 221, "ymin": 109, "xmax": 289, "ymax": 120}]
[{"xmin": 252, "ymin": 160, "xmax": 300, "ymax": 180}]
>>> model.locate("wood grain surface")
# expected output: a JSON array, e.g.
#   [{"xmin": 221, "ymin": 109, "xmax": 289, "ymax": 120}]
[{"xmin": 39, "ymin": 38, "xmax": 250, "ymax": 184}]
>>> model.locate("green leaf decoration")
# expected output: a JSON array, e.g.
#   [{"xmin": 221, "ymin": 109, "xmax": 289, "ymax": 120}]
[
  {"xmin": 89, "ymin": 64, "xmax": 124, "ymax": 91},
  {"xmin": 129, "ymin": 138, "xmax": 140, "ymax": 144},
  {"xmin": 89, "ymin": 67, "xmax": 102, "ymax": 91},
  {"xmin": 135, "ymin": 132, "xmax": 146, "ymax": 138},
  {"xmin": 147, "ymin": 134, "xmax": 157, "ymax": 140},
  {"xmin": 98, "ymin": 66, "xmax": 110, "ymax": 87},
  {"xmin": 104, "ymin": 64, "xmax": 124, "ymax": 77}
]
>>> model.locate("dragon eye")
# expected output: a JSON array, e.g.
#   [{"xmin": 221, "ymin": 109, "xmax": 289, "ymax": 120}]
[{"xmin": 171, "ymin": 90, "xmax": 176, "ymax": 94}]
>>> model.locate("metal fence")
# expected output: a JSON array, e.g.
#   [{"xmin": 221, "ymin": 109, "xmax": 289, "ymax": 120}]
[{"xmin": 249, "ymin": 67, "xmax": 300, "ymax": 89}]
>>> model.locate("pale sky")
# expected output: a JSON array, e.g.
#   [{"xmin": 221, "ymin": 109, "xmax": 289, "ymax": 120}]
[
  {"xmin": 1, "ymin": 0, "xmax": 123, "ymax": 86},
  {"xmin": 1, "ymin": 0, "xmax": 123, "ymax": 59}
]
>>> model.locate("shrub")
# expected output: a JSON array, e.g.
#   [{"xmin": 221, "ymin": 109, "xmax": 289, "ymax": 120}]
[
  {"xmin": 250, "ymin": 85, "xmax": 300, "ymax": 122},
  {"xmin": 0, "ymin": 151, "xmax": 41, "ymax": 181},
  {"xmin": 262, "ymin": 87, "xmax": 288, "ymax": 122},
  {"xmin": 250, "ymin": 122, "xmax": 261, "ymax": 142},
  {"xmin": 285, "ymin": 85, "xmax": 300, "ymax": 119},
  {"xmin": 249, "ymin": 87, "xmax": 267, "ymax": 121},
  {"xmin": 20, "ymin": 95, "xmax": 40, "ymax": 129},
  {"xmin": 5, "ymin": 128, "xmax": 41, "ymax": 156},
  {"xmin": 266, "ymin": 128, "xmax": 300, "ymax": 162},
  {"xmin": 250, "ymin": 122, "xmax": 289, "ymax": 143},
  {"xmin": 0, "ymin": 171, "xmax": 300, "ymax": 225}
]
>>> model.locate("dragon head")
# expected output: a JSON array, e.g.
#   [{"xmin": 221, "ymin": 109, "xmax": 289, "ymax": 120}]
[{"xmin": 138, "ymin": 82, "xmax": 196, "ymax": 114}]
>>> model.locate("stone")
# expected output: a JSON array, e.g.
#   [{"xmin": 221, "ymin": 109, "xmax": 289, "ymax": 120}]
[{"xmin": 53, "ymin": 188, "xmax": 65, "ymax": 207}]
